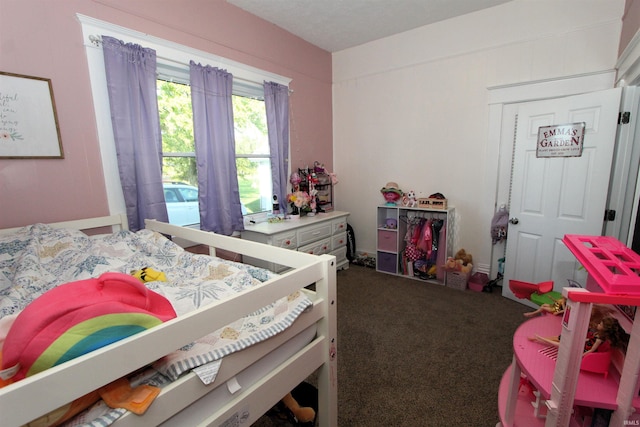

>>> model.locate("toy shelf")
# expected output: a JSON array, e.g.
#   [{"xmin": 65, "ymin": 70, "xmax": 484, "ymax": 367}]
[{"xmin": 375, "ymin": 205, "xmax": 454, "ymax": 285}]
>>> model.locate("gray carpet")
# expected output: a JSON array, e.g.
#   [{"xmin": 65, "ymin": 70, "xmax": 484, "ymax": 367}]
[{"xmin": 254, "ymin": 264, "xmax": 527, "ymax": 426}]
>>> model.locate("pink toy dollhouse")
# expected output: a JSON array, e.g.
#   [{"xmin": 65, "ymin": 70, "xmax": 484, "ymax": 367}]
[{"xmin": 498, "ymin": 235, "xmax": 640, "ymax": 427}]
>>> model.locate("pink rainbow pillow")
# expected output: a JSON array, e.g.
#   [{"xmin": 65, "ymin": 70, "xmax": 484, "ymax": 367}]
[{"xmin": 1, "ymin": 272, "xmax": 176, "ymax": 382}]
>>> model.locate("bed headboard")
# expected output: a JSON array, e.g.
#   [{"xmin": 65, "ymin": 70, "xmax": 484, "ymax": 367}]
[{"xmin": 0, "ymin": 214, "xmax": 129, "ymax": 236}]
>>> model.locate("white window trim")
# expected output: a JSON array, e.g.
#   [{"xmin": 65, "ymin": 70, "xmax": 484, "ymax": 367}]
[{"xmin": 77, "ymin": 14, "xmax": 291, "ymax": 216}]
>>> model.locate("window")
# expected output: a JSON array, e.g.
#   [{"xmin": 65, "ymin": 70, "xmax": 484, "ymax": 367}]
[
  {"xmin": 232, "ymin": 95, "xmax": 272, "ymax": 214},
  {"xmin": 157, "ymin": 79, "xmax": 272, "ymax": 222},
  {"xmin": 158, "ymin": 80, "xmax": 197, "ymax": 188},
  {"xmin": 79, "ymin": 14, "xmax": 291, "ymax": 223}
]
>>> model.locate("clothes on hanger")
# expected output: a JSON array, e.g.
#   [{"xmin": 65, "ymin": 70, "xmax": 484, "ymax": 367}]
[{"xmin": 491, "ymin": 205, "xmax": 509, "ymax": 244}]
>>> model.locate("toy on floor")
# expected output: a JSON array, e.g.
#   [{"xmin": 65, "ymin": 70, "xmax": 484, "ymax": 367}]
[
  {"xmin": 508, "ymin": 279, "xmax": 553, "ymax": 299},
  {"xmin": 444, "ymin": 248, "xmax": 474, "ymax": 274},
  {"xmin": 281, "ymin": 392, "xmax": 316, "ymax": 423}
]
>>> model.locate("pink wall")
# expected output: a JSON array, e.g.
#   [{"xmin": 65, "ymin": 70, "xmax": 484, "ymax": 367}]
[
  {"xmin": 0, "ymin": 0, "xmax": 332, "ymax": 228},
  {"xmin": 620, "ymin": 0, "xmax": 640, "ymax": 55}
]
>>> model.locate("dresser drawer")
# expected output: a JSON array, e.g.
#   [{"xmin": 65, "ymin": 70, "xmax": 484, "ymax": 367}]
[
  {"xmin": 332, "ymin": 231, "xmax": 347, "ymax": 250},
  {"xmin": 272, "ymin": 231, "xmax": 297, "ymax": 249},
  {"xmin": 330, "ymin": 246, "xmax": 347, "ymax": 265},
  {"xmin": 298, "ymin": 237, "xmax": 331, "ymax": 255},
  {"xmin": 297, "ymin": 223, "xmax": 332, "ymax": 247},
  {"xmin": 332, "ymin": 218, "xmax": 347, "ymax": 235}
]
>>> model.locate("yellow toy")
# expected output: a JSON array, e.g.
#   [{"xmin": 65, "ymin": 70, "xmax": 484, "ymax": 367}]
[{"xmin": 130, "ymin": 267, "xmax": 167, "ymax": 283}]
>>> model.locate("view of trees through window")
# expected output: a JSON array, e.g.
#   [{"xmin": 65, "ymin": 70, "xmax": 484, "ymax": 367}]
[{"xmin": 157, "ymin": 79, "xmax": 272, "ymax": 218}]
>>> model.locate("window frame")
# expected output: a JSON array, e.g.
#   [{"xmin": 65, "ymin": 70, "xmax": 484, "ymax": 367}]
[
  {"xmin": 158, "ymin": 77, "xmax": 274, "ymax": 217},
  {"xmin": 78, "ymin": 14, "xmax": 291, "ymax": 220}
]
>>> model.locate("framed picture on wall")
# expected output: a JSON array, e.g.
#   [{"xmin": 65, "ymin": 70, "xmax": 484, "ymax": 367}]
[{"xmin": 0, "ymin": 71, "xmax": 64, "ymax": 159}]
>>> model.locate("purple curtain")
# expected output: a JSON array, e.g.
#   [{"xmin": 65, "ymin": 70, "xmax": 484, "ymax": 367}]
[
  {"xmin": 189, "ymin": 61, "xmax": 244, "ymax": 235},
  {"xmin": 264, "ymin": 82, "xmax": 290, "ymax": 211},
  {"xmin": 102, "ymin": 35, "xmax": 168, "ymax": 231}
]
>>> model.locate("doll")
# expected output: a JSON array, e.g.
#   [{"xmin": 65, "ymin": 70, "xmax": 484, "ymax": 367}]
[
  {"xmin": 528, "ymin": 304, "xmax": 613, "ymax": 347},
  {"xmin": 380, "ymin": 182, "xmax": 403, "ymax": 205},
  {"xmin": 529, "ymin": 315, "xmax": 629, "ymax": 356},
  {"xmin": 523, "ymin": 296, "xmax": 566, "ymax": 318},
  {"xmin": 583, "ymin": 316, "xmax": 629, "ymax": 355}
]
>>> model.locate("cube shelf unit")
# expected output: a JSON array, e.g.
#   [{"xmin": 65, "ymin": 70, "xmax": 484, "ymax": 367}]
[{"xmin": 376, "ymin": 204, "xmax": 455, "ymax": 284}]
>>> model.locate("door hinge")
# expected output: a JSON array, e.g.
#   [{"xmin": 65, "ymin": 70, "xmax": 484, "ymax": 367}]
[
  {"xmin": 619, "ymin": 111, "xmax": 631, "ymax": 124},
  {"xmin": 604, "ymin": 209, "xmax": 616, "ymax": 221}
]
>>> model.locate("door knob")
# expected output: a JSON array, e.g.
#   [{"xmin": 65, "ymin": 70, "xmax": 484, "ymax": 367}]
[{"xmin": 509, "ymin": 218, "xmax": 519, "ymax": 225}]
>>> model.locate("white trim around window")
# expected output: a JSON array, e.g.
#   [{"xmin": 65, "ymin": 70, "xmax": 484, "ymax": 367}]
[{"xmin": 77, "ymin": 14, "xmax": 291, "ymax": 216}]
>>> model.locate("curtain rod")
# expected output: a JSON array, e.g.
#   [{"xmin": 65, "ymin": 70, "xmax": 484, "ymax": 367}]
[{"xmin": 88, "ymin": 34, "xmax": 293, "ymax": 93}]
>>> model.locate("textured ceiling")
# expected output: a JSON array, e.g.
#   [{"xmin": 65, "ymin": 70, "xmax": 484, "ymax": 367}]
[{"xmin": 226, "ymin": 0, "xmax": 514, "ymax": 52}]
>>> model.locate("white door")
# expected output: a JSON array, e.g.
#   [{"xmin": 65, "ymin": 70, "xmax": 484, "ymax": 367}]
[{"xmin": 503, "ymin": 88, "xmax": 622, "ymax": 303}]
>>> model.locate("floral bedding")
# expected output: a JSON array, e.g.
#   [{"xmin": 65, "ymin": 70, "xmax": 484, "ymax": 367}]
[{"xmin": 0, "ymin": 223, "xmax": 313, "ymax": 426}]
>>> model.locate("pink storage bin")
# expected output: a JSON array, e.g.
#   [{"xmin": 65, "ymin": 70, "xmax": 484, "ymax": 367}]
[
  {"xmin": 468, "ymin": 272, "xmax": 489, "ymax": 292},
  {"xmin": 377, "ymin": 230, "xmax": 397, "ymax": 252}
]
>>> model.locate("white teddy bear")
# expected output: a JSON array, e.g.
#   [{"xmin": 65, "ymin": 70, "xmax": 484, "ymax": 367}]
[{"xmin": 403, "ymin": 190, "xmax": 417, "ymax": 207}]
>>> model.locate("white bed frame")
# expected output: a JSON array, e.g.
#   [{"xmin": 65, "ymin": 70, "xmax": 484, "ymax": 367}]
[{"xmin": 0, "ymin": 214, "xmax": 338, "ymax": 427}]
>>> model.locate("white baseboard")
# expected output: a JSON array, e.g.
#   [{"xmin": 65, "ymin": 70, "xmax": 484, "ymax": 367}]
[{"xmin": 476, "ymin": 263, "xmax": 491, "ymax": 275}]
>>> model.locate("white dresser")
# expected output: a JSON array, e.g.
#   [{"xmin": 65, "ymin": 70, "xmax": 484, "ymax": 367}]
[{"xmin": 241, "ymin": 211, "xmax": 350, "ymax": 273}]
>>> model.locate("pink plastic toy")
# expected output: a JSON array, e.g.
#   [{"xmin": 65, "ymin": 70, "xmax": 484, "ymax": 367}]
[
  {"xmin": 580, "ymin": 351, "xmax": 611, "ymax": 379},
  {"xmin": 498, "ymin": 234, "xmax": 640, "ymax": 427},
  {"xmin": 509, "ymin": 279, "xmax": 554, "ymax": 299}
]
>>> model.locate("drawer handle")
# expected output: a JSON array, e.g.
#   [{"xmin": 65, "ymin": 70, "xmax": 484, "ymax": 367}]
[{"xmin": 338, "ymin": 239, "xmax": 344, "ymax": 244}]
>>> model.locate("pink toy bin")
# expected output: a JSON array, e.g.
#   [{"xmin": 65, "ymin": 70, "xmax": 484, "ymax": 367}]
[{"xmin": 468, "ymin": 272, "xmax": 488, "ymax": 292}]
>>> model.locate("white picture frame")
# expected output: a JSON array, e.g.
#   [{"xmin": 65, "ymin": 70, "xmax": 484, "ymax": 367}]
[{"xmin": 0, "ymin": 71, "xmax": 64, "ymax": 159}]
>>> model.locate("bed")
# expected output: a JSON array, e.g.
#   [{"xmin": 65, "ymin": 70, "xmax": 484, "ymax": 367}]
[{"xmin": 0, "ymin": 214, "xmax": 337, "ymax": 427}]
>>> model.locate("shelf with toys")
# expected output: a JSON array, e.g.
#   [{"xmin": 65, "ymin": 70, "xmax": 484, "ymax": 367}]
[
  {"xmin": 497, "ymin": 234, "xmax": 640, "ymax": 427},
  {"xmin": 296, "ymin": 162, "xmax": 337, "ymax": 212},
  {"xmin": 376, "ymin": 182, "xmax": 455, "ymax": 285}
]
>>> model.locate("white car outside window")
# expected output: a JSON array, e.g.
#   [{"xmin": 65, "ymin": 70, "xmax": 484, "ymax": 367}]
[{"xmin": 163, "ymin": 183, "xmax": 200, "ymax": 226}]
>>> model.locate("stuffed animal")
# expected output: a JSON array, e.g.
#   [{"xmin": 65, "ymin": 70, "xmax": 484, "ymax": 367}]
[
  {"xmin": 446, "ymin": 249, "xmax": 474, "ymax": 273},
  {"xmin": 454, "ymin": 249, "xmax": 473, "ymax": 267},
  {"xmin": 402, "ymin": 190, "xmax": 417, "ymax": 207},
  {"xmin": 313, "ymin": 161, "xmax": 325, "ymax": 174},
  {"xmin": 281, "ymin": 392, "xmax": 316, "ymax": 423},
  {"xmin": 445, "ymin": 257, "xmax": 458, "ymax": 270}
]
